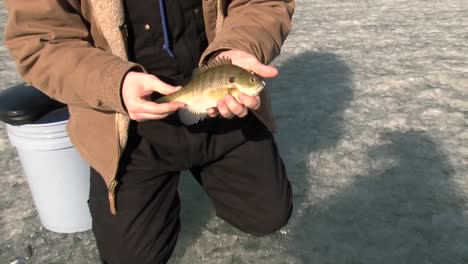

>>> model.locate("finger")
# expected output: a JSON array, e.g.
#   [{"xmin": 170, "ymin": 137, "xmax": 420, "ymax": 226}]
[
  {"xmin": 217, "ymin": 99, "xmax": 234, "ymax": 119},
  {"xmin": 238, "ymin": 93, "xmax": 261, "ymax": 110},
  {"xmin": 250, "ymin": 62, "xmax": 278, "ymax": 78},
  {"xmin": 207, "ymin": 108, "xmax": 219, "ymax": 118},
  {"xmin": 157, "ymin": 85, "xmax": 182, "ymax": 96},
  {"xmin": 146, "ymin": 75, "xmax": 182, "ymax": 95},
  {"xmin": 215, "ymin": 50, "xmax": 278, "ymax": 78},
  {"xmin": 225, "ymin": 95, "xmax": 247, "ymax": 117},
  {"xmin": 130, "ymin": 100, "xmax": 184, "ymax": 115},
  {"xmin": 130, "ymin": 112, "xmax": 169, "ymax": 122}
]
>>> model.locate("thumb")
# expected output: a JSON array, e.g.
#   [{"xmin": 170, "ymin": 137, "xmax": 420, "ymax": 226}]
[
  {"xmin": 147, "ymin": 75, "xmax": 182, "ymax": 95},
  {"xmin": 251, "ymin": 62, "xmax": 279, "ymax": 78},
  {"xmin": 157, "ymin": 84, "xmax": 182, "ymax": 95}
]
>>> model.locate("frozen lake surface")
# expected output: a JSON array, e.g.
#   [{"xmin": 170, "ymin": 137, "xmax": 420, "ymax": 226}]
[{"xmin": 1, "ymin": 0, "xmax": 467, "ymax": 263}]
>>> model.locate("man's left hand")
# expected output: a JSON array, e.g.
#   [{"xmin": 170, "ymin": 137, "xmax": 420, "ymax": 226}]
[{"xmin": 206, "ymin": 50, "xmax": 278, "ymax": 119}]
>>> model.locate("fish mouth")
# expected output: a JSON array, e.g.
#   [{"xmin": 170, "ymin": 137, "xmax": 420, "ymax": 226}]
[
  {"xmin": 252, "ymin": 83, "xmax": 265, "ymax": 96},
  {"xmin": 242, "ymin": 83, "xmax": 265, "ymax": 97}
]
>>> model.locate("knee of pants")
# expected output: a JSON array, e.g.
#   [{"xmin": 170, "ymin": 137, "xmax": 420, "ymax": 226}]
[{"xmin": 240, "ymin": 202, "xmax": 293, "ymax": 237}]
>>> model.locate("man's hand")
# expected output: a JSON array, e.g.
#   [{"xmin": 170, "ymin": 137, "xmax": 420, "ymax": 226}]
[
  {"xmin": 207, "ymin": 50, "xmax": 279, "ymax": 119},
  {"xmin": 122, "ymin": 71, "xmax": 185, "ymax": 121}
]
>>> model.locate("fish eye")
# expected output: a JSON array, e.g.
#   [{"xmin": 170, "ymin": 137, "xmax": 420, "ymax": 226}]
[
  {"xmin": 229, "ymin": 76, "xmax": 236, "ymax": 83},
  {"xmin": 249, "ymin": 77, "xmax": 256, "ymax": 82}
]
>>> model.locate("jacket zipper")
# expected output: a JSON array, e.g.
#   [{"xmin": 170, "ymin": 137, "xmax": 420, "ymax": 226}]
[
  {"xmin": 109, "ymin": 113, "xmax": 124, "ymax": 215},
  {"xmin": 108, "ymin": 178, "xmax": 119, "ymax": 215},
  {"xmin": 88, "ymin": 2, "xmax": 121, "ymax": 215},
  {"xmin": 112, "ymin": 22, "xmax": 131, "ymax": 216}
]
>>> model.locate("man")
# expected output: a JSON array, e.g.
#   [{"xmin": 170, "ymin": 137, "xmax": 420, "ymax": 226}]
[{"xmin": 4, "ymin": 0, "xmax": 295, "ymax": 262}]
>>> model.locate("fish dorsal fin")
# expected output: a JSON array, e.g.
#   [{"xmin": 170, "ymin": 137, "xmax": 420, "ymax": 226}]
[{"xmin": 192, "ymin": 57, "xmax": 232, "ymax": 78}]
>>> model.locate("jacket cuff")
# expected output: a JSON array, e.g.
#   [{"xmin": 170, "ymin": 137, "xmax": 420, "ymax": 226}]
[
  {"xmin": 200, "ymin": 49, "xmax": 230, "ymax": 65},
  {"xmin": 200, "ymin": 38, "xmax": 273, "ymax": 66},
  {"xmin": 104, "ymin": 61, "xmax": 145, "ymax": 114}
]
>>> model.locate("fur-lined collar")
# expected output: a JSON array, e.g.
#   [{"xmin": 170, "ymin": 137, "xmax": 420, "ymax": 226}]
[
  {"xmin": 89, "ymin": 0, "xmax": 127, "ymax": 60},
  {"xmin": 88, "ymin": 0, "xmax": 129, "ymax": 150}
]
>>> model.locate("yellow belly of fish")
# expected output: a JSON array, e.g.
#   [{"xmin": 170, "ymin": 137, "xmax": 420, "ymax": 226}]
[{"xmin": 177, "ymin": 87, "xmax": 238, "ymax": 114}]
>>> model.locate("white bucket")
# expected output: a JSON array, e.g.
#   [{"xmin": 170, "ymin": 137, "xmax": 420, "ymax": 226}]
[{"xmin": 6, "ymin": 108, "xmax": 92, "ymax": 233}]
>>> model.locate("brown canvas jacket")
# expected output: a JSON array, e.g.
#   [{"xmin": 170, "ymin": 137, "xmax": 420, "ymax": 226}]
[{"xmin": 4, "ymin": 0, "xmax": 295, "ymax": 213}]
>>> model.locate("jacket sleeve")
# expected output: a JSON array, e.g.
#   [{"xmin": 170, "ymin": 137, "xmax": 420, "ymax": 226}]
[
  {"xmin": 3, "ymin": 0, "xmax": 140, "ymax": 113},
  {"xmin": 202, "ymin": 0, "xmax": 295, "ymax": 64}
]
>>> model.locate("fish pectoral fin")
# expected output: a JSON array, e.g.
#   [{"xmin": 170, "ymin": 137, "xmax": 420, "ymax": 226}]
[{"xmin": 178, "ymin": 107, "xmax": 207, "ymax": 125}]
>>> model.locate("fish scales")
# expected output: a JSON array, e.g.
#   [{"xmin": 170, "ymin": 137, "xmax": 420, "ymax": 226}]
[{"xmin": 155, "ymin": 58, "xmax": 266, "ymax": 125}]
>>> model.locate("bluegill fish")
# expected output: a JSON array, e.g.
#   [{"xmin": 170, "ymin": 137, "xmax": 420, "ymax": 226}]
[{"xmin": 155, "ymin": 58, "xmax": 265, "ymax": 125}]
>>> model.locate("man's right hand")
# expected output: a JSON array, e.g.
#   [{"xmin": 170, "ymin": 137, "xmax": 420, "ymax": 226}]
[{"xmin": 122, "ymin": 71, "xmax": 185, "ymax": 121}]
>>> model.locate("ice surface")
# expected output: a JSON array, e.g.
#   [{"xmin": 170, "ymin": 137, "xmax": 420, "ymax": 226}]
[{"xmin": 1, "ymin": 0, "xmax": 467, "ymax": 263}]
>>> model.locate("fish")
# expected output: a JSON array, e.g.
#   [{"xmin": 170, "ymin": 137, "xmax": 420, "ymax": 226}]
[{"xmin": 155, "ymin": 57, "xmax": 266, "ymax": 125}]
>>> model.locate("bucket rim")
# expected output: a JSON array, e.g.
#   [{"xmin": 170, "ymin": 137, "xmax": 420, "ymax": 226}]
[
  {"xmin": 9, "ymin": 135, "xmax": 74, "ymax": 150},
  {"xmin": 19, "ymin": 119, "xmax": 68, "ymax": 128}
]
